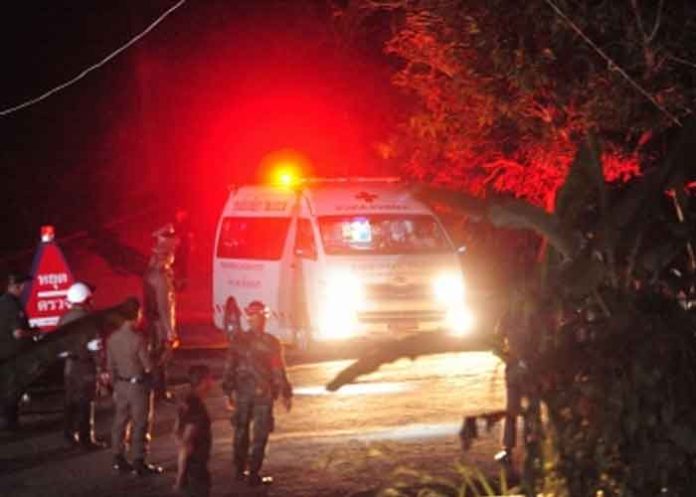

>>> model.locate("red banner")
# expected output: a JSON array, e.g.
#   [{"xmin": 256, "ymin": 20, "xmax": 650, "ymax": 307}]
[{"xmin": 22, "ymin": 240, "xmax": 74, "ymax": 332}]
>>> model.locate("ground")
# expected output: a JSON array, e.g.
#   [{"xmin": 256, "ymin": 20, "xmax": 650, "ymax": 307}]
[{"xmin": 0, "ymin": 350, "xmax": 510, "ymax": 497}]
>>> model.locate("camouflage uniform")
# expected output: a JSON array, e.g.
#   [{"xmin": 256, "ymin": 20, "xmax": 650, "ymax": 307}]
[
  {"xmin": 59, "ymin": 305, "xmax": 99, "ymax": 445},
  {"xmin": 143, "ymin": 254, "xmax": 177, "ymax": 400},
  {"xmin": 222, "ymin": 329, "xmax": 292, "ymax": 476}
]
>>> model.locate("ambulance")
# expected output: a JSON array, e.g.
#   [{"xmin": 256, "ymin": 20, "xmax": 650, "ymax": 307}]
[{"xmin": 212, "ymin": 176, "xmax": 474, "ymax": 347}]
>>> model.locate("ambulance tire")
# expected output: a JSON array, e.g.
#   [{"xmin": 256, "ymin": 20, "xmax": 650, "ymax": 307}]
[{"xmin": 223, "ymin": 298, "xmax": 242, "ymax": 341}]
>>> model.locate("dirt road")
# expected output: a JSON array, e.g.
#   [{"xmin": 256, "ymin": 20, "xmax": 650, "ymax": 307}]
[{"xmin": 0, "ymin": 350, "xmax": 508, "ymax": 497}]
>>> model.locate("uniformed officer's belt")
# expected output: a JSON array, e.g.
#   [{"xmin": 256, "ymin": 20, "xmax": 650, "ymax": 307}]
[{"xmin": 116, "ymin": 375, "xmax": 146, "ymax": 384}]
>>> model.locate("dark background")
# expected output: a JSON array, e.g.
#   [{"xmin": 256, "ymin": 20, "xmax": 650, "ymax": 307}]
[{"xmin": 0, "ymin": 0, "xmax": 401, "ymax": 255}]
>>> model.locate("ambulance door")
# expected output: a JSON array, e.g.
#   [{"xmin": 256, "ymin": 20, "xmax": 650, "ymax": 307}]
[
  {"xmin": 276, "ymin": 214, "xmax": 298, "ymax": 341},
  {"xmin": 292, "ymin": 215, "xmax": 320, "ymax": 345}
]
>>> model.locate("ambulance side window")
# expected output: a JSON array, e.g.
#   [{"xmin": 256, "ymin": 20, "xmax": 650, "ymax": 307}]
[{"xmin": 295, "ymin": 219, "xmax": 317, "ymax": 260}]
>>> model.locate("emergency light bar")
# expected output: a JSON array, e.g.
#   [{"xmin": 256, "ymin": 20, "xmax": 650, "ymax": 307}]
[
  {"xmin": 303, "ymin": 177, "xmax": 402, "ymax": 184},
  {"xmin": 228, "ymin": 176, "xmax": 403, "ymax": 191}
]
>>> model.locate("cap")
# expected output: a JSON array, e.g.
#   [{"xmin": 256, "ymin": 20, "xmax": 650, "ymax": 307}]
[
  {"xmin": 7, "ymin": 272, "xmax": 32, "ymax": 285},
  {"xmin": 244, "ymin": 300, "xmax": 270, "ymax": 317}
]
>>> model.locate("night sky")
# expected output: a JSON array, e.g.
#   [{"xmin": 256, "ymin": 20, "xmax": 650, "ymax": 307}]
[{"xmin": 0, "ymin": 0, "xmax": 400, "ymax": 254}]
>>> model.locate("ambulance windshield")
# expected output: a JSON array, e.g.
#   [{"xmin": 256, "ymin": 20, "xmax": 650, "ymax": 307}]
[
  {"xmin": 318, "ymin": 215, "xmax": 451, "ymax": 256},
  {"xmin": 217, "ymin": 217, "xmax": 290, "ymax": 260}
]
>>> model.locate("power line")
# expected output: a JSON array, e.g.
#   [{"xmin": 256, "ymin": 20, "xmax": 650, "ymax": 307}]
[
  {"xmin": 543, "ymin": 0, "xmax": 682, "ymax": 127},
  {"xmin": 0, "ymin": 0, "xmax": 187, "ymax": 117}
]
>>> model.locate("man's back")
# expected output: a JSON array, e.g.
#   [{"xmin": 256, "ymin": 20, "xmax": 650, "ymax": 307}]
[{"xmin": 107, "ymin": 324, "xmax": 151, "ymax": 379}]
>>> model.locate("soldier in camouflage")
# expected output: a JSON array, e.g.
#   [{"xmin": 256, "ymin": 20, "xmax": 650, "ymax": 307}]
[{"xmin": 222, "ymin": 301, "xmax": 293, "ymax": 487}]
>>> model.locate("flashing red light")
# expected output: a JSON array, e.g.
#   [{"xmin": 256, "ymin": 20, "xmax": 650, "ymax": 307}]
[
  {"xmin": 41, "ymin": 225, "xmax": 55, "ymax": 243},
  {"xmin": 274, "ymin": 165, "xmax": 299, "ymax": 187}
]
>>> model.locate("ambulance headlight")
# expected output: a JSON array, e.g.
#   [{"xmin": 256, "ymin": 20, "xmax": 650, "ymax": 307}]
[
  {"xmin": 327, "ymin": 270, "xmax": 364, "ymax": 307},
  {"xmin": 446, "ymin": 307, "xmax": 475, "ymax": 336},
  {"xmin": 316, "ymin": 270, "xmax": 364, "ymax": 340},
  {"xmin": 432, "ymin": 273, "xmax": 465, "ymax": 304}
]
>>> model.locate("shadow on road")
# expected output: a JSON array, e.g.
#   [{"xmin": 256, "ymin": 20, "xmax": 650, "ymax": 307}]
[{"xmin": 0, "ymin": 440, "xmax": 91, "ymax": 475}]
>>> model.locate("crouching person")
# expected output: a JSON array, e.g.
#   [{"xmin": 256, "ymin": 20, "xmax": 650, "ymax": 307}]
[{"xmin": 174, "ymin": 365, "xmax": 214, "ymax": 497}]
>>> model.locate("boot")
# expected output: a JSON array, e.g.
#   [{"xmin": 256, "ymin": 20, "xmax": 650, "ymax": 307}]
[
  {"xmin": 132, "ymin": 458, "xmax": 164, "ymax": 476},
  {"xmin": 248, "ymin": 472, "xmax": 272, "ymax": 487},
  {"xmin": 64, "ymin": 431, "xmax": 79, "ymax": 448},
  {"xmin": 234, "ymin": 467, "xmax": 247, "ymax": 482},
  {"xmin": 112, "ymin": 454, "xmax": 133, "ymax": 473}
]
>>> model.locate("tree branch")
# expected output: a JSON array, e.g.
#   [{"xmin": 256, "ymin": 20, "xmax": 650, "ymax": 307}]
[
  {"xmin": 629, "ymin": 0, "xmax": 647, "ymax": 43},
  {"xmin": 648, "ymin": 0, "xmax": 664, "ymax": 42},
  {"xmin": 543, "ymin": 0, "xmax": 682, "ymax": 126},
  {"xmin": 667, "ymin": 54, "xmax": 696, "ymax": 70}
]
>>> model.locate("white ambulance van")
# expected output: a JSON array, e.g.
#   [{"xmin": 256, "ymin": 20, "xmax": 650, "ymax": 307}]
[{"xmin": 212, "ymin": 177, "xmax": 473, "ymax": 346}]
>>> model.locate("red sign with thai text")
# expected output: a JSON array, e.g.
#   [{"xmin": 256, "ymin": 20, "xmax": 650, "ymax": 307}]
[{"xmin": 23, "ymin": 241, "xmax": 74, "ymax": 331}]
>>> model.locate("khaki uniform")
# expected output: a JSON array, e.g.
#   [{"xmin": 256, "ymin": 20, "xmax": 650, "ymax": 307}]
[
  {"xmin": 143, "ymin": 258, "xmax": 177, "ymax": 398},
  {"xmin": 59, "ymin": 306, "xmax": 99, "ymax": 444},
  {"xmin": 222, "ymin": 330, "xmax": 292, "ymax": 475},
  {"xmin": 107, "ymin": 322, "xmax": 153, "ymax": 460}
]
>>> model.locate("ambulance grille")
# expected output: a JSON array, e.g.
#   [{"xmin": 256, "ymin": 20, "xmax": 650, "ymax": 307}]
[
  {"xmin": 357, "ymin": 310, "xmax": 443, "ymax": 323},
  {"xmin": 365, "ymin": 283, "xmax": 431, "ymax": 300}
]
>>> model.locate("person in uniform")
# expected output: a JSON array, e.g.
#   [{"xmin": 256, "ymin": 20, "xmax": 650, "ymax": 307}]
[
  {"xmin": 174, "ymin": 365, "xmax": 214, "ymax": 497},
  {"xmin": 0, "ymin": 272, "xmax": 35, "ymax": 431},
  {"xmin": 106, "ymin": 298, "xmax": 162, "ymax": 476},
  {"xmin": 59, "ymin": 282, "xmax": 106, "ymax": 450},
  {"xmin": 222, "ymin": 301, "xmax": 293, "ymax": 487},
  {"xmin": 173, "ymin": 209, "xmax": 193, "ymax": 291},
  {"xmin": 143, "ymin": 239, "xmax": 179, "ymax": 402}
]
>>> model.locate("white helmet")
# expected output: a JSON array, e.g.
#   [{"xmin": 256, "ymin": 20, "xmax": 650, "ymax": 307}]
[{"xmin": 67, "ymin": 282, "xmax": 93, "ymax": 304}]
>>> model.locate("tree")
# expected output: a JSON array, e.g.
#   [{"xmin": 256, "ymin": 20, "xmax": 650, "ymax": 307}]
[
  {"xmin": 328, "ymin": 123, "xmax": 696, "ymax": 496},
  {"xmin": 340, "ymin": 0, "xmax": 696, "ymax": 208}
]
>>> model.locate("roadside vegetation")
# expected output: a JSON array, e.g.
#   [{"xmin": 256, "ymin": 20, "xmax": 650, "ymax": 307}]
[{"xmin": 331, "ymin": 2, "xmax": 696, "ymax": 496}]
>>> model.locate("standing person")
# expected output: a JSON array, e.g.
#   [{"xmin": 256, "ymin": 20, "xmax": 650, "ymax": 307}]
[
  {"xmin": 0, "ymin": 272, "xmax": 35, "ymax": 431},
  {"xmin": 174, "ymin": 365, "xmax": 214, "ymax": 497},
  {"xmin": 173, "ymin": 209, "xmax": 194, "ymax": 292},
  {"xmin": 494, "ymin": 285, "xmax": 535, "ymax": 471},
  {"xmin": 107, "ymin": 298, "xmax": 162, "ymax": 476},
  {"xmin": 143, "ymin": 243, "xmax": 179, "ymax": 402},
  {"xmin": 222, "ymin": 301, "xmax": 293, "ymax": 487},
  {"xmin": 59, "ymin": 282, "xmax": 106, "ymax": 450}
]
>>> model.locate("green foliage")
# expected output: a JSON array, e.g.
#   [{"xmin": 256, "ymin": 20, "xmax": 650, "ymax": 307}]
[{"xmin": 373, "ymin": 463, "xmax": 522, "ymax": 497}]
